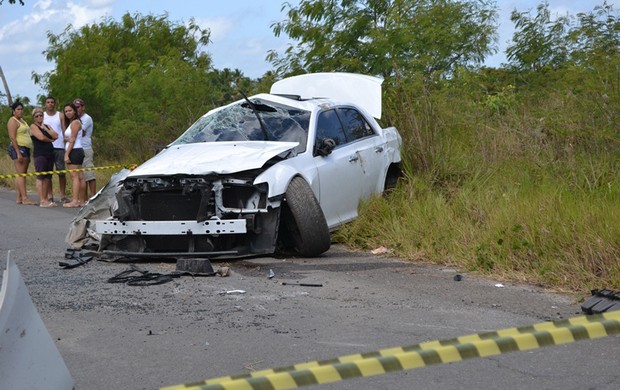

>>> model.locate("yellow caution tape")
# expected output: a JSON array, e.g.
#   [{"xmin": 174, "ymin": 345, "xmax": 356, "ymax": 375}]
[
  {"xmin": 0, "ymin": 164, "xmax": 137, "ymax": 179},
  {"xmin": 161, "ymin": 310, "xmax": 620, "ymax": 390}
]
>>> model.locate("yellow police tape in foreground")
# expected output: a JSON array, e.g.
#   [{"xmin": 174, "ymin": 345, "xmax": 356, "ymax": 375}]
[
  {"xmin": 161, "ymin": 310, "xmax": 620, "ymax": 390},
  {"xmin": 0, "ymin": 164, "xmax": 137, "ymax": 179}
]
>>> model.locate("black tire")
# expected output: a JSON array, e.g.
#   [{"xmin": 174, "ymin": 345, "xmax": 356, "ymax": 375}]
[
  {"xmin": 383, "ymin": 163, "xmax": 402, "ymax": 195},
  {"xmin": 281, "ymin": 176, "xmax": 331, "ymax": 257}
]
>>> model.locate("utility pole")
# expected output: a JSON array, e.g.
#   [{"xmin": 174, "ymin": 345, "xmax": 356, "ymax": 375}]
[{"xmin": 0, "ymin": 65, "xmax": 13, "ymax": 107}]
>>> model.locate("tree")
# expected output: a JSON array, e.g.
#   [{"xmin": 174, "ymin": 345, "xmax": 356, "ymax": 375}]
[
  {"xmin": 268, "ymin": 0, "xmax": 498, "ymax": 80},
  {"xmin": 33, "ymin": 13, "xmax": 237, "ymax": 160},
  {"xmin": 506, "ymin": 2, "xmax": 571, "ymax": 71},
  {"xmin": 568, "ymin": 1, "xmax": 620, "ymax": 65}
]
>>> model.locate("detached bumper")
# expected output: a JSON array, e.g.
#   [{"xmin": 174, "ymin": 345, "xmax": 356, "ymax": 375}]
[{"xmin": 95, "ymin": 218, "xmax": 247, "ymax": 235}]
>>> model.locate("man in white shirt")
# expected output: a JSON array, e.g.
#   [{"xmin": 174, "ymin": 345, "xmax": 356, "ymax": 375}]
[
  {"xmin": 43, "ymin": 96, "xmax": 67, "ymax": 202},
  {"xmin": 73, "ymin": 98, "xmax": 97, "ymax": 198}
]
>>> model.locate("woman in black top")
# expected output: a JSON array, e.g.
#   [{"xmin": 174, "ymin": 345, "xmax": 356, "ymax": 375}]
[{"xmin": 30, "ymin": 107, "xmax": 58, "ymax": 207}]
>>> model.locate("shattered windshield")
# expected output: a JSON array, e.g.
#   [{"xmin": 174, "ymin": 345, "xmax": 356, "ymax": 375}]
[{"xmin": 171, "ymin": 98, "xmax": 311, "ymax": 153}]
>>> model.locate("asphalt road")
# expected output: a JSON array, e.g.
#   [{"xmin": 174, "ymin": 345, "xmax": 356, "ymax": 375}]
[{"xmin": 1, "ymin": 187, "xmax": 619, "ymax": 390}]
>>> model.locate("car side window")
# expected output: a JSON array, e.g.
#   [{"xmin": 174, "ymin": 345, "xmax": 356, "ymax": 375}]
[
  {"xmin": 316, "ymin": 109, "xmax": 347, "ymax": 146},
  {"xmin": 337, "ymin": 107, "xmax": 375, "ymax": 142}
]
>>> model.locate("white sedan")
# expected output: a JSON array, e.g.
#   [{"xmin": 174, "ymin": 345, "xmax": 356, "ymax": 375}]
[{"xmin": 91, "ymin": 73, "xmax": 402, "ymax": 259}]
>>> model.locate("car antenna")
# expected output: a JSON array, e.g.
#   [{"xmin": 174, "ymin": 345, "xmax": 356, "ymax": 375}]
[{"xmin": 239, "ymin": 90, "xmax": 269, "ymax": 141}]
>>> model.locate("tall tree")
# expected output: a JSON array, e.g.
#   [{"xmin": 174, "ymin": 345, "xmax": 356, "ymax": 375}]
[
  {"xmin": 506, "ymin": 2, "xmax": 571, "ymax": 71},
  {"xmin": 506, "ymin": 1, "xmax": 619, "ymax": 71},
  {"xmin": 268, "ymin": 0, "xmax": 498, "ymax": 80},
  {"xmin": 33, "ymin": 13, "xmax": 228, "ymax": 160},
  {"xmin": 568, "ymin": 1, "xmax": 620, "ymax": 65}
]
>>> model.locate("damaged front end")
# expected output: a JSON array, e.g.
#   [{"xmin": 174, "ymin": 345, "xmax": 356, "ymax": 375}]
[{"xmin": 96, "ymin": 171, "xmax": 282, "ymax": 259}]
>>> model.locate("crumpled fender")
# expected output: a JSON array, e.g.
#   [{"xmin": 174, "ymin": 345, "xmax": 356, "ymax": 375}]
[{"xmin": 254, "ymin": 162, "xmax": 320, "ymax": 201}]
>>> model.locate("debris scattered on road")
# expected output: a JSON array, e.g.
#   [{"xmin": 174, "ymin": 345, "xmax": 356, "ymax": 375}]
[
  {"xmin": 494, "ymin": 283, "xmax": 505, "ymax": 288},
  {"xmin": 268, "ymin": 269, "xmax": 275, "ymax": 279},
  {"xmin": 221, "ymin": 289, "xmax": 246, "ymax": 295},
  {"xmin": 107, "ymin": 264, "xmax": 217, "ymax": 286},
  {"xmin": 59, "ymin": 248, "xmax": 94, "ymax": 269},
  {"xmin": 581, "ymin": 289, "xmax": 620, "ymax": 314},
  {"xmin": 217, "ymin": 267, "xmax": 231, "ymax": 277},
  {"xmin": 176, "ymin": 258, "xmax": 215, "ymax": 275},
  {"xmin": 453, "ymin": 274, "xmax": 463, "ymax": 281},
  {"xmin": 371, "ymin": 246, "xmax": 390, "ymax": 255},
  {"xmin": 281, "ymin": 282, "xmax": 323, "ymax": 287}
]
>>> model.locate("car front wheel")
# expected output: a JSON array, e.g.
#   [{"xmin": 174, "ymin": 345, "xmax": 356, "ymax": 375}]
[{"xmin": 280, "ymin": 176, "xmax": 331, "ymax": 257}]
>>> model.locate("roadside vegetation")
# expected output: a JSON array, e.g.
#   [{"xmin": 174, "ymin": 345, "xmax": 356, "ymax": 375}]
[{"xmin": 1, "ymin": 1, "xmax": 618, "ymax": 294}]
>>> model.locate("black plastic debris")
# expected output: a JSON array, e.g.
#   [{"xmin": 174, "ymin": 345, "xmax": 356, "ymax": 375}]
[
  {"xmin": 281, "ymin": 282, "xmax": 323, "ymax": 287},
  {"xmin": 59, "ymin": 249, "xmax": 94, "ymax": 269},
  {"xmin": 175, "ymin": 258, "xmax": 215, "ymax": 276},
  {"xmin": 453, "ymin": 274, "xmax": 463, "ymax": 282},
  {"xmin": 581, "ymin": 289, "xmax": 620, "ymax": 314},
  {"xmin": 107, "ymin": 264, "xmax": 216, "ymax": 286}
]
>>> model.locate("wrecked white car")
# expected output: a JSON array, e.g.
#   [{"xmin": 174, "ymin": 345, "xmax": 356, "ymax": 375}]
[{"xmin": 88, "ymin": 73, "xmax": 402, "ymax": 259}]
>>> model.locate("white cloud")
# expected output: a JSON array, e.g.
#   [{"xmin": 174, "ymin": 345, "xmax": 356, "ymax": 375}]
[
  {"xmin": 66, "ymin": 1, "xmax": 112, "ymax": 28},
  {"xmin": 192, "ymin": 16, "xmax": 235, "ymax": 43}
]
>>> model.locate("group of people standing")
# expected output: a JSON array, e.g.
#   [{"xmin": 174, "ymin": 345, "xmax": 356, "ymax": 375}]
[{"xmin": 6, "ymin": 97, "xmax": 97, "ymax": 208}]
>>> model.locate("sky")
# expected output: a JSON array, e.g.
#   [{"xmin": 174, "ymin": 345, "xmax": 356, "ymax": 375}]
[{"xmin": 0, "ymin": 0, "xmax": 617, "ymax": 102}]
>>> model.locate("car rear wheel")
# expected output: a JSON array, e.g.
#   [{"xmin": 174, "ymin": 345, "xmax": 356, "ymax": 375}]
[
  {"xmin": 383, "ymin": 163, "xmax": 402, "ymax": 195},
  {"xmin": 281, "ymin": 176, "xmax": 330, "ymax": 257}
]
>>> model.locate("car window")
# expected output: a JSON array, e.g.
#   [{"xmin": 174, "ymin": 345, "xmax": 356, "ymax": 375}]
[
  {"xmin": 337, "ymin": 107, "xmax": 375, "ymax": 142},
  {"xmin": 171, "ymin": 99, "xmax": 310, "ymax": 154},
  {"xmin": 316, "ymin": 109, "xmax": 347, "ymax": 146}
]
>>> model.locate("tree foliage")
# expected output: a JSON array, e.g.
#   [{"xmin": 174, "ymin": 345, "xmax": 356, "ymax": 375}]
[
  {"xmin": 506, "ymin": 2, "xmax": 571, "ymax": 70},
  {"xmin": 507, "ymin": 1, "xmax": 620, "ymax": 71},
  {"xmin": 34, "ymin": 12, "xmax": 259, "ymax": 161},
  {"xmin": 569, "ymin": 1, "xmax": 620, "ymax": 65},
  {"xmin": 268, "ymin": 0, "xmax": 498, "ymax": 80}
]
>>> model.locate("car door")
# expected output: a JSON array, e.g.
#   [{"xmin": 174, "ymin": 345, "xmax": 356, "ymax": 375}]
[
  {"xmin": 336, "ymin": 107, "xmax": 385, "ymax": 199},
  {"xmin": 313, "ymin": 109, "xmax": 363, "ymax": 228}
]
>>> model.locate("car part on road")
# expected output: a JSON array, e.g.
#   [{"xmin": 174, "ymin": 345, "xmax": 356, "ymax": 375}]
[
  {"xmin": 581, "ymin": 289, "xmax": 620, "ymax": 314},
  {"xmin": 107, "ymin": 265, "xmax": 218, "ymax": 286},
  {"xmin": 281, "ymin": 282, "xmax": 323, "ymax": 287},
  {"xmin": 175, "ymin": 258, "xmax": 215, "ymax": 275},
  {"xmin": 59, "ymin": 248, "xmax": 94, "ymax": 269}
]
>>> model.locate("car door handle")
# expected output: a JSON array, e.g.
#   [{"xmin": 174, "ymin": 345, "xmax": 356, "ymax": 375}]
[
  {"xmin": 348, "ymin": 155, "xmax": 359, "ymax": 162},
  {"xmin": 375, "ymin": 146, "xmax": 384, "ymax": 153}
]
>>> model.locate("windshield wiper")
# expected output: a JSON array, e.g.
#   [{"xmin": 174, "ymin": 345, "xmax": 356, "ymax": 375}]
[{"xmin": 239, "ymin": 91, "xmax": 269, "ymax": 141}]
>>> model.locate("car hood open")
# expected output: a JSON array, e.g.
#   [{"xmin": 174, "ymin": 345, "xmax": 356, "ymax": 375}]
[{"xmin": 128, "ymin": 141, "xmax": 299, "ymax": 177}]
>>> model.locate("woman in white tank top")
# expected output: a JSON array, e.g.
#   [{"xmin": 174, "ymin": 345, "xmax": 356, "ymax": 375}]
[{"xmin": 62, "ymin": 103, "xmax": 86, "ymax": 208}]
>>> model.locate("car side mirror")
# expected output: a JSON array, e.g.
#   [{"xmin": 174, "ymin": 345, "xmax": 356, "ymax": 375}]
[{"xmin": 315, "ymin": 138, "xmax": 336, "ymax": 157}]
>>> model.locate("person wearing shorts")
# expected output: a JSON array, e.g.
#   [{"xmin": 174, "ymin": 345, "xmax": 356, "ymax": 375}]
[
  {"xmin": 30, "ymin": 107, "xmax": 59, "ymax": 207},
  {"xmin": 62, "ymin": 102, "xmax": 86, "ymax": 208},
  {"xmin": 44, "ymin": 96, "xmax": 67, "ymax": 202},
  {"xmin": 74, "ymin": 98, "xmax": 97, "ymax": 198},
  {"xmin": 6, "ymin": 100, "xmax": 36, "ymax": 205}
]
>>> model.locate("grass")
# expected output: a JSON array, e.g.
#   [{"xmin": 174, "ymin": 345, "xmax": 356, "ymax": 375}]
[
  {"xmin": 335, "ymin": 73, "xmax": 620, "ymax": 296},
  {"xmin": 336, "ymin": 168, "xmax": 620, "ymax": 295}
]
